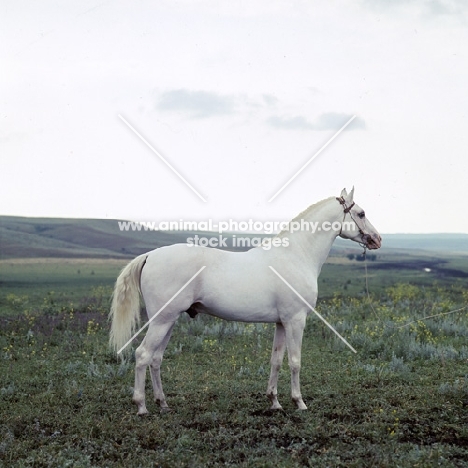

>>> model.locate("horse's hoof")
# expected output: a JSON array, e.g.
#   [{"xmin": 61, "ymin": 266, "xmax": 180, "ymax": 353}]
[
  {"xmin": 136, "ymin": 404, "xmax": 149, "ymax": 416},
  {"xmin": 160, "ymin": 407, "xmax": 172, "ymax": 414},
  {"xmin": 293, "ymin": 399, "xmax": 307, "ymax": 410},
  {"xmin": 270, "ymin": 404, "xmax": 283, "ymax": 410}
]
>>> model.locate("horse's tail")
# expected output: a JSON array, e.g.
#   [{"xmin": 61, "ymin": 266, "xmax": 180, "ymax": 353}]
[{"xmin": 109, "ymin": 253, "xmax": 148, "ymax": 355}]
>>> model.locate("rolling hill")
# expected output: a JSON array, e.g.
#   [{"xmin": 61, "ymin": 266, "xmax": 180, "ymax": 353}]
[{"xmin": 1, "ymin": 215, "xmax": 467, "ymax": 260}]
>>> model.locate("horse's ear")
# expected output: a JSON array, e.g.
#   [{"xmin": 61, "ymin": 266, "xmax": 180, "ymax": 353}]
[{"xmin": 340, "ymin": 187, "xmax": 354, "ymax": 203}]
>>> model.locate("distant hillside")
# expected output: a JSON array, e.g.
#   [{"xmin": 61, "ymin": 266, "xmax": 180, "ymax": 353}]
[
  {"xmin": 0, "ymin": 216, "xmax": 188, "ymax": 259},
  {"xmin": 334, "ymin": 233, "xmax": 468, "ymax": 255},
  {"xmin": 1, "ymin": 216, "xmax": 467, "ymax": 259},
  {"xmin": 376, "ymin": 234, "xmax": 468, "ymax": 254},
  {"xmin": 0, "ymin": 216, "xmax": 254, "ymax": 259}
]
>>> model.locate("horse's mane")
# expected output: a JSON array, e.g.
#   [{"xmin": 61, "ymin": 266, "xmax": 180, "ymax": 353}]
[{"xmin": 276, "ymin": 197, "xmax": 335, "ymax": 238}]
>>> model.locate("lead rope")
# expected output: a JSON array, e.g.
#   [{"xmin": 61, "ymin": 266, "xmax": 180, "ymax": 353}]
[
  {"xmin": 360, "ymin": 239, "xmax": 468, "ymax": 330},
  {"xmin": 362, "ymin": 245, "xmax": 386, "ymax": 323},
  {"xmin": 361, "ymin": 239, "xmax": 466, "ymax": 329},
  {"xmin": 338, "ymin": 197, "xmax": 467, "ymax": 327},
  {"xmin": 397, "ymin": 307, "xmax": 467, "ymax": 329},
  {"xmin": 337, "ymin": 196, "xmax": 379, "ymax": 321}
]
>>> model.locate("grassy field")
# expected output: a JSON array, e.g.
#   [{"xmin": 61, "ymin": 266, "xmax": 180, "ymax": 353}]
[{"xmin": 1, "ymin": 256, "xmax": 468, "ymax": 467}]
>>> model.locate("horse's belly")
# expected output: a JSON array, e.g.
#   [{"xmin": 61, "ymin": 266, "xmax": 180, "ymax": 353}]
[
  {"xmin": 204, "ymin": 305, "xmax": 280, "ymax": 323},
  {"xmin": 192, "ymin": 297, "xmax": 280, "ymax": 323}
]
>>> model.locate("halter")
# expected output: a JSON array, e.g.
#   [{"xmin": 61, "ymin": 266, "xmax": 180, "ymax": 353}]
[
  {"xmin": 336, "ymin": 196, "xmax": 367, "ymax": 251},
  {"xmin": 336, "ymin": 196, "xmax": 355, "ymax": 213}
]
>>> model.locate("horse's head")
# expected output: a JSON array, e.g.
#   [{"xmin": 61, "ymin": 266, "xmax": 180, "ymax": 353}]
[{"xmin": 336, "ymin": 188, "xmax": 382, "ymax": 250}]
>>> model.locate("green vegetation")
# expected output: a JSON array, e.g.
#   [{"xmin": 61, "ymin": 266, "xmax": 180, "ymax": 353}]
[
  {"xmin": 0, "ymin": 259, "xmax": 126, "ymax": 310},
  {"xmin": 1, "ymin": 258, "xmax": 468, "ymax": 467}
]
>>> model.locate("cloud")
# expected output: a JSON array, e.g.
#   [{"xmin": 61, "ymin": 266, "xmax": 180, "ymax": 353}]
[
  {"xmin": 266, "ymin": 113, "xmax": 365, "ymax": 131},
  {"xmin": 266, "ymin": 115, "xmax": 314, "ymax": 130},
  {"xmin": 156, "ymin": 89, "xmax": 284, "ymax": 120},
  {"xmin": 155, "ymin": 90, "xmax": 365, "ymax": 132},
  {"xmin": 361, "ymin": 0, "xmax": 468, "ymax": 18},
  {"xmin": 315, "ymin": 113, "xmax": 366, "ymax": 130},
  {"xmin": 262, "ymin": 94, "xmax": 279, "ymax": 107},
  {"xmin": 425, "ymin": 0, "xmax": 468, "ymax": 16},
  {"xmin": 156, "ymin": 89, "xmax": 235, "ymax": 118}
]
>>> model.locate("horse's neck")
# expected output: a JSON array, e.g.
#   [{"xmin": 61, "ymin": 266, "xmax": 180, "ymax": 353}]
[{"xmin": 285, "ymin": 199, "xmax": 341, "ymax": 276}]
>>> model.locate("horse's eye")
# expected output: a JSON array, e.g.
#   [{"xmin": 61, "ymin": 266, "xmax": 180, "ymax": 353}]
[{"xmin": 358, "ymin": 212, "xmax": 365, "ymax": 219}]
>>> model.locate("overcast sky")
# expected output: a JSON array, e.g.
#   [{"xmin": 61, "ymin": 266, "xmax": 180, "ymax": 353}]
[{"xmin": 1, "ymin": 0, "xmax": 468, "ymax": 234}]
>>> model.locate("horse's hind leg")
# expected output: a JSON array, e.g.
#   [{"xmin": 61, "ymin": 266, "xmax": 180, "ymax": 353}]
[
  {"xmin": 133, "ymin": 318, "xmax": 177, "ymax": 415},
  {"xmin": 149, "ymin": 322, "xmax": 176, "ymax": 411}
]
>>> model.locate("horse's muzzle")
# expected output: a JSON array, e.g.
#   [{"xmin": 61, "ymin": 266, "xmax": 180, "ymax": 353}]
[{"xmin": 364, "ymin": 234, "xmax": 382, "ymax": 250}]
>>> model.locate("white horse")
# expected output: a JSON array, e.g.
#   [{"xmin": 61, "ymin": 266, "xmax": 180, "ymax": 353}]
[{"xmin": 109, "ymin": 188, "xmax": 381, "ymax": 414}]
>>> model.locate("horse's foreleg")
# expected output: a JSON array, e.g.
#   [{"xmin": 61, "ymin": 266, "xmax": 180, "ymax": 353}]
[
  {"xmin": 266, "ymin": 322, "xmax": 286, "ymax": 410},
  {"xmin": 285, "ymin": 315, "xmax": 307, "ymax": 410},
  {"xmin": 149, "ymin": 323, "xmax": 175, "ymax": 411}
]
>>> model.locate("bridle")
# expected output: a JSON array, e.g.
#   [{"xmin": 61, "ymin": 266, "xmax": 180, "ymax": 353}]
[
  {"xmin": 336, "ymin": 196, "xmax": 368, "ymax": 251},
  {"xmin": 336, "ymin": 196, "xmax": 355, "ymax": 214}
]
